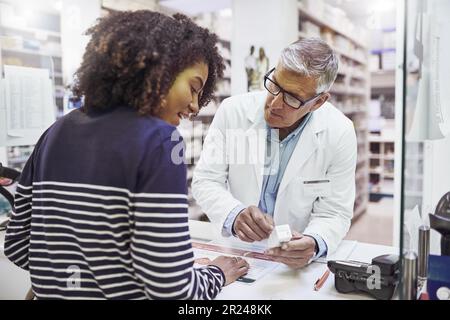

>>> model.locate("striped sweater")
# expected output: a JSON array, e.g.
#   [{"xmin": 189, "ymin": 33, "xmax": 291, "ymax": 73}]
[{"xmin": 4, "ymin": 107, "xmax": 224, "ymax": 300}]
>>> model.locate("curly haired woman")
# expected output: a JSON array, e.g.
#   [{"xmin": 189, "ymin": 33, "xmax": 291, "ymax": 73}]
[{"xmin": 4, "ymin": 10, "xmax": 249, "ymax": 300}]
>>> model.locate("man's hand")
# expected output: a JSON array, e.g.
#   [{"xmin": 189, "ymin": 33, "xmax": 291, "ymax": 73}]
[
  {"xmin": 264, "ymin": 233, "xmax": 317, "ymax": 269},
  {"xmin": 233, "ymin": 206, "xmax": 274, "ymax": 242}
]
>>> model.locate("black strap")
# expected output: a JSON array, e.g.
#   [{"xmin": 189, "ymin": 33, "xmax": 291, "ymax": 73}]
[
  {"xmin": 0, "ymin": 186, "xmax": 15, "ymax": 208},
  {"xmin": 0, "ymin": 163, "xmax": 21, "ymax": 180},
  {"xmin": 0, "ymin": 164, "xmax": 19, "ymax": 231}
]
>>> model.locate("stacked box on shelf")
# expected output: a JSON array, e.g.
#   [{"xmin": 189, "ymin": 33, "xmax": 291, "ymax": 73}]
[
  {"xmin": 298, "ymin": 0, "xmax": 368, "ymax": 48},
  {"xmin": 381, "ymin": 49, "xmax": 396, "ymax": 71},
  {"xmin": 368, "ymin": 134, "xmax": 395, "ymax": 200},
  {"xmin": 298, "ymin": 0, "xmax": 325, "ymax": 17},
  {"xmin": 368, "ymin": 27, "xmax": 397, "ymax": 202}
]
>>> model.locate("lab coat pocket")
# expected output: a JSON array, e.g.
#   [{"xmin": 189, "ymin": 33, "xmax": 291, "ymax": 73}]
[{"xmin": 299, "ymin": 177, "xmax": 332, "ymax": 198}]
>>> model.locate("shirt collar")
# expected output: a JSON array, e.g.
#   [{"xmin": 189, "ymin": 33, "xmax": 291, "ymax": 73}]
[{"xmin": 267, "ymin": 112, "xmax": 313, "ymax": 143}]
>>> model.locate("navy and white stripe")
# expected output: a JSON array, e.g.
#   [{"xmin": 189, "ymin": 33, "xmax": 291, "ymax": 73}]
[{"xmin": 4, "ymin": 107, "xmax": 224, "ymax": 300}]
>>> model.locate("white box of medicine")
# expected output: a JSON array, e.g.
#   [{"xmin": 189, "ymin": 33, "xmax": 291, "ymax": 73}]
[{"xmin": 267, "ymin": 224, "xmax": 292, "ymax": 249}]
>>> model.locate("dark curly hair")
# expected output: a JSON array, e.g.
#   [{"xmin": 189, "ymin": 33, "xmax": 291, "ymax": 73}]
[{"xmin": 72, "ymin": 10, "xmax": 225, "ymax": 116}]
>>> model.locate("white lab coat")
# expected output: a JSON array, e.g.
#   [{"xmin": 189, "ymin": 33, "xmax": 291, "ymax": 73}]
[{"xmin": 192, "ymin": 91, "xmax": 357, "ymax": 254}]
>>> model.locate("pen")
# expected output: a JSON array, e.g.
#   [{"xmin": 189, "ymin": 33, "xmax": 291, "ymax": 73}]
[{"xmin": 314, "ymin": 269, "xmax": 330, "ymax": 291}]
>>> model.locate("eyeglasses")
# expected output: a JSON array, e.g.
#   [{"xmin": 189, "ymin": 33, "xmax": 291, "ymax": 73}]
[{"xmin": 264, "ymin": 67, "xmax": 322, "ymax": 109}]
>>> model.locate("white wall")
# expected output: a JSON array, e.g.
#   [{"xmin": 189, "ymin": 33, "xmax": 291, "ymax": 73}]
[
  {"xmin": 60, "ymin": 0, "xmax": 101, "ymax": 87},
  {"xmin": 0, "ymin": 147, "xmax": 6, "ymax": 165},
  {"xmin": 231, "ymin": 0, "xmax": 299, "ymax": 95}
]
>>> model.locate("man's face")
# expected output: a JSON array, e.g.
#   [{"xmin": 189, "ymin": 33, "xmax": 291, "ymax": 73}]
[{"xmin": 264, "ymin": 63, "xmax": 325, "ymax": 129}]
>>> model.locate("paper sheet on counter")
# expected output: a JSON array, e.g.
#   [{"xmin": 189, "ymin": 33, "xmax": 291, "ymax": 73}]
[
  {"xmin": 192, "ymin": 239, "xmax": 278, "ymax": 284},
  {"xmin": 192, "ymin": 236, "xmax": 358, "ymax": 265}
]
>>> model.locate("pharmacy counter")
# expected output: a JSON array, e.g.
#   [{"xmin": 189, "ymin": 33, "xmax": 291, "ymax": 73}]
[
  {"xmin": 0, "ymin": 220, "xmax": 398, "ymax": 300},
  {"xmin": 189, "ymin": 220, "xmax": 398, "ymax": 300}
]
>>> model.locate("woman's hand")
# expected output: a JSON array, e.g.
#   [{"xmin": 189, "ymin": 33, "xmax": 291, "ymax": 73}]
[{"xmin": 209, "ymin": 256, "xmax": 250, "ymax": 286}]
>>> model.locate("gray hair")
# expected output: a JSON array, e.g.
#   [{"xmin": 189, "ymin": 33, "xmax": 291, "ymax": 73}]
[{"xmin": 280, "ymin": 38, "xmax": 339, "ymax": 94}]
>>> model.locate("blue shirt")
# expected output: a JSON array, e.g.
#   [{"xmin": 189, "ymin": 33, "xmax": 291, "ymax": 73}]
[{"xmin": 223, "ymin": 112, "xmax": 328, "ymax": 260}]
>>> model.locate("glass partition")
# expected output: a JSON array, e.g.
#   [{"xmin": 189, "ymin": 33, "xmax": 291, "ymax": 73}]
[{"xmin": 400, "ymin": 0, "xmax": 450, "ymax": 300}]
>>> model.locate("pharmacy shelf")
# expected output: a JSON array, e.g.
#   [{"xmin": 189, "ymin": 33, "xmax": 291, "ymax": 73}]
[
  {"xmin": 1, "ymin": 5, "xmax": 62, "ymax": 170},
  {"xmin": 370, "ymin": 48, "xmax": 396, "ymax": 55},
  {"xmin": 369, "ymin": 135, "xmax": 395, "ymax": 143},
  {"xmin": 299, "ymin": 31, "xmax": 366, "ymax": 65},
  {"xmin": 0, "ymin": 24, "xmax": 61, "ymax": 38},
  {"xmin": 298, "ymin": 5, "xmax": 370, "ymax": 218},
  {"xmin": 371, "ymin": 70, "xmax": 395, "ymax": 89},
  {"xmin": 371, "ymin": 184, "xmax": 395, "ymax": 195},
  {"xmin": 2, "ymin": 47, "xmax": 61, "ymax": 58},
  {"xmin": 329, "ymin": 86, "xmax": 367, "ymax": 96},
  {"xmin": 333, "ymin": 46, "xmax": 367, "ymax": 65},
  {"xmin": 298, "ymin": 6, "xmax": 367, "ymax": 49},
  {"xmin": 176, "ymin": 32, "xmax": 231, "ymax": 215},
  {"xmin": 369, "ymin": 135, "xmax": 395, "ymax": 198}
]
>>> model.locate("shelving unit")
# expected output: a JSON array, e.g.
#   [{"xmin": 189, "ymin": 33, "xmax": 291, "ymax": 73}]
[
  {"xmin": 369, "ymin": 134, "xmax": 395, "ymax": 200},
  {"xmin": 297, "ymin": 5, "xmax": 367, "ymax": 49},
  {"xmin": 371, "ymin": 70, "xmax": 395, "ymax": 92},
  {"xmin": 371, "ymin": 70, "xmax": 395, "ymax": 121},
  {"xmin": 298, "ymin": 3, "xmax": 370, "ymax": 220},
  {"xmin": 169, "ymin": 11, "xmax": 231, "ymax": 219},
  {"xmin": 182, "ymin": 34, "xmax": 232, "ymax": 220},
  {"xmin": 0, "ymin": 0, "xmax": 62, "ymax": 171},
  {"xmin": 369, "ymin": 26, "xmax": 396, "ymax": 121},
  {"xmin": 369, "ymin": 44, "xmax": 395, "ymax": 201}
]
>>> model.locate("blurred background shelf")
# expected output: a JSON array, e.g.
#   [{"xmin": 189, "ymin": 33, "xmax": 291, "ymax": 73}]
[
  {"xmin": 1, "ymin": 0, "xmax": 62, "ymax": 171},
  {"xmin": 298, "ymin": 1, "xmax": 370, "ymax": 220}
]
